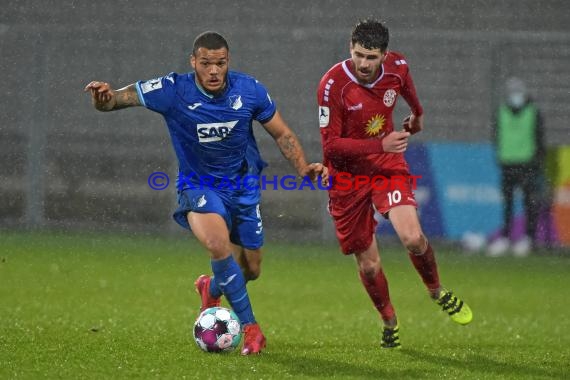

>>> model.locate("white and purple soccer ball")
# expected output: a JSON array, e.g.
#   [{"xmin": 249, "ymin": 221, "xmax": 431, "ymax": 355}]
[{"xmin": 193, "ymin": 307, "xmax": 242, "ymax": 353}]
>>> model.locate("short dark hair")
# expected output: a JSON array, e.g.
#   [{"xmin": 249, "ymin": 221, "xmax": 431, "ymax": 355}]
[
  {"xmin": 192, "ymin": 31, "xmax": 229, "ymax": 56},
  {"xmin": 351, "ymin": 19, "xmax": 389, "ymax": 52}
]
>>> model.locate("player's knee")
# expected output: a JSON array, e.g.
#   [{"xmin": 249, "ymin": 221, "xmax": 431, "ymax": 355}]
[
  {"xmin": 400, "ymin": 231, "xmax": 424, "ymax": 252},
  {"xmin": 360, "ymin": 266, "xmax": 378, "ymax": 279},
  {"xmin": 202, "ymin": 236, "xmax": 231, "ymax": 257},
  {"xmin": 355, "ymin": 250, "xmax": 381, "ymax": 278},
  {"xmin": 358, "ymin": 259, "xmax": 380, "ymax": 279}
]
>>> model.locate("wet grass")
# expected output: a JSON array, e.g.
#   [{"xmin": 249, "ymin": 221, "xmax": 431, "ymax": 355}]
[{"xmin": 0, "ymin": 231, "xmax": 569, "ymax": 379}]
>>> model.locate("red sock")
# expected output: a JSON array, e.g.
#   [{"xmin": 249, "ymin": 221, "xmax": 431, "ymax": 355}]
[
  {"xmin": 408, "ymin": 243, "xmax": 440, "ymax": 292},
  {"xmin": 359, "ymin": 269, "xmax": 395, "ymax": 322}
]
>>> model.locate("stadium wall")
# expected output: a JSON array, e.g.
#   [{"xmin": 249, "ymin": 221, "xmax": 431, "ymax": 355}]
[{"xmin": 1, "ymin": 1, "xmax": 569, "ymax": 243}]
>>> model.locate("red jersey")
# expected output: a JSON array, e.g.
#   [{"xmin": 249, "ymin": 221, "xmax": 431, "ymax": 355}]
[{"xmin": 317, "ymin": 51, "xmax": 423, "ymax": 178}]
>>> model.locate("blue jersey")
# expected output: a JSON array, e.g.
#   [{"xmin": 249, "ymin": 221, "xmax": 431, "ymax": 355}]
[{"xmin": 135, "ymin": 71, "xmax": 276, "ymax": 191}]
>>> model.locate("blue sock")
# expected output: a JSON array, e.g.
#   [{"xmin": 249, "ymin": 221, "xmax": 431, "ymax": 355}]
[
  {"xmin": 211, "ymin": 255, "xmax": 255, "ymax": 325},
  {"xmin": 211, "ymin": 268, "xmax": 252, "ymax": 298}
]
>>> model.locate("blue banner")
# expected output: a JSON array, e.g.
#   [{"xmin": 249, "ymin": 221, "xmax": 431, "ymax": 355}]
[
  {"xmin": 428, "ymin": 143, "xmax": 502, "ymax": 239},
  {"xmin": 377, "ymin": 143, "xmax": 444, "ymax": 237}
]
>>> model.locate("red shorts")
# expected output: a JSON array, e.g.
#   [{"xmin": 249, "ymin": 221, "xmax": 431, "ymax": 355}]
[{"xmin": 328, "ymin": 174, "xmax": 418, "ymax": 255}]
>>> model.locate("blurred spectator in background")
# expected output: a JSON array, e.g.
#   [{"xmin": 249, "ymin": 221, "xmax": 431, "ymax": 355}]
[{"xmin": 487, "ymin": 77, "xmax": 545, "ymax": 257}]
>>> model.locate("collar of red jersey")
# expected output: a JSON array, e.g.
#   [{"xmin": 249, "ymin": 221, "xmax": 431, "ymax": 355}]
[{"xmin": 342, "ymin": 59, "xmax": 384, "ymax": 88}]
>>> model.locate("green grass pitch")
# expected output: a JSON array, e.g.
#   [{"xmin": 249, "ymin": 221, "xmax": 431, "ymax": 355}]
[{"xmin": 1, "ymin": 231, "xmax": 568, "ymax": 379}]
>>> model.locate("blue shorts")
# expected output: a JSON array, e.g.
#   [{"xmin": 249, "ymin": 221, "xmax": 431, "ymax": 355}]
[{"xmin": 173, "ymin": 187, "xmax": 263, "ymax": 250}]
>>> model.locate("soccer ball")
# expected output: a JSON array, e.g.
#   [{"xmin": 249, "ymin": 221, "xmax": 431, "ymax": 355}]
[{"xmin": 193, "ymin": 307, "xmax": 242, "ymax": 353}]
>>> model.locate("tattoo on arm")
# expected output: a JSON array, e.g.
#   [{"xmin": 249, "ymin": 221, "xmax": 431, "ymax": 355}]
[
  {"xmin": 276, "ymin": 133, "xmax": 308, "ymax": 175},
  {"xmin": 113, "ymin": 85, "xmax": 141, "ymax": 110}
]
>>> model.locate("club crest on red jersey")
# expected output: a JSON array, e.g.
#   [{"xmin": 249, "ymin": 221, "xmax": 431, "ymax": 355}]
[{"xmin": 383, "ymin": 89, "xmax": 397, "ymax": 107}]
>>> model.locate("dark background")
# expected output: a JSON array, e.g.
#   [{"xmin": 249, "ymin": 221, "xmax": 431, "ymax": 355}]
[{"xmin": 1, "ymin": 0, "xmax": 569, "ymax": 241}]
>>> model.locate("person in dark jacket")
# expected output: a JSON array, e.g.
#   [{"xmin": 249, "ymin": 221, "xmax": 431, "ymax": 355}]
[{"xmin": 487, "ymin": 77, "xmax": 544, "ymax": 257}]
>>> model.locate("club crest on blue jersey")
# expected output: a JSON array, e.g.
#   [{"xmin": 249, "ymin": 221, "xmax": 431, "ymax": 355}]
[
  {"xmin": 229, "ymin": 95, "xmax": 243, "ymax": 110},
  {"xmin": 197, "ymin": 121, "xmax": 238, "ymax": 143}
]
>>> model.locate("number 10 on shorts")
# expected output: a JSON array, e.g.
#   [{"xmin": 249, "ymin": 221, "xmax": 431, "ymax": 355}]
[{"xmin": 387, "ymin": 190, "xmax": 402, "ymax": 206}]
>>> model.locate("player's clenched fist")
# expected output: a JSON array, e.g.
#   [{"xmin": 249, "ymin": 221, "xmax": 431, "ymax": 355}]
[
  {"xmin": 301, "ymin": 163, "xmax": 329, "ymax": 187},
  {"xmin": 402, "ymin": 114, "xmax": 423, "ymax": 135},
  {"xmin": 84, "ymin": 81, "xmax": 116, "ymax": 111}
]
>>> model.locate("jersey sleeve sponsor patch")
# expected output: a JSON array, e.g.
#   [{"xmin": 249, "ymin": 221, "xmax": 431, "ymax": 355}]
[
  {"xmin": 140, "ymin": 78, "xmax": 163, "ymax": 94},
  {"xmin": 319, "ymin": 106, "xmax": 330, "ymax": 128}
]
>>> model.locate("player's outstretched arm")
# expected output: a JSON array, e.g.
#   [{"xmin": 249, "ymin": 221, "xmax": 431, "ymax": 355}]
[
  {"xmin": 84, "ymin": 81, "xmax": 141, "ymax": 112},
  {"xmin": 263, "ymin": 111, "xmax": 328, "ymax": 185}
]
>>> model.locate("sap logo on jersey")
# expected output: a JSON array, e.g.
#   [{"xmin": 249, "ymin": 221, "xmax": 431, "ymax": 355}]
[{"xmin": 197, "ymin": 121, "xmax": 238, "ymax": 142}]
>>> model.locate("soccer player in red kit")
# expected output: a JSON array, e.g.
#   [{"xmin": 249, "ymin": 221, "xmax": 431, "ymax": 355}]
[{"xmin": 317, "ymin": 19, "xmax": 473, "ymax": 349}]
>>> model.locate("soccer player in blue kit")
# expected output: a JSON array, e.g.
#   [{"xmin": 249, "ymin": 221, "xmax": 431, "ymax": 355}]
[{"xmin": 85, "ymin": 31, "xmax": 328, "ymax": 355}]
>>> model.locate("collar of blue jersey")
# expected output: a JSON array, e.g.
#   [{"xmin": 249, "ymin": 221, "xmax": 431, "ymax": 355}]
[{"xmin": 194, "ymin": 75, "xmax": 229, "ymax": 99}]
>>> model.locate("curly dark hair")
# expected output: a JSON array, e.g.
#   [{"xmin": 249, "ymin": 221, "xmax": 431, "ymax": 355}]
[
  {"xmin": 351, "ymin": 19, "xmax": 389, "ymax": 52},
  {"xmin": 192, "ymin": 31, "xmax": 229, "ymax": 55}
]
